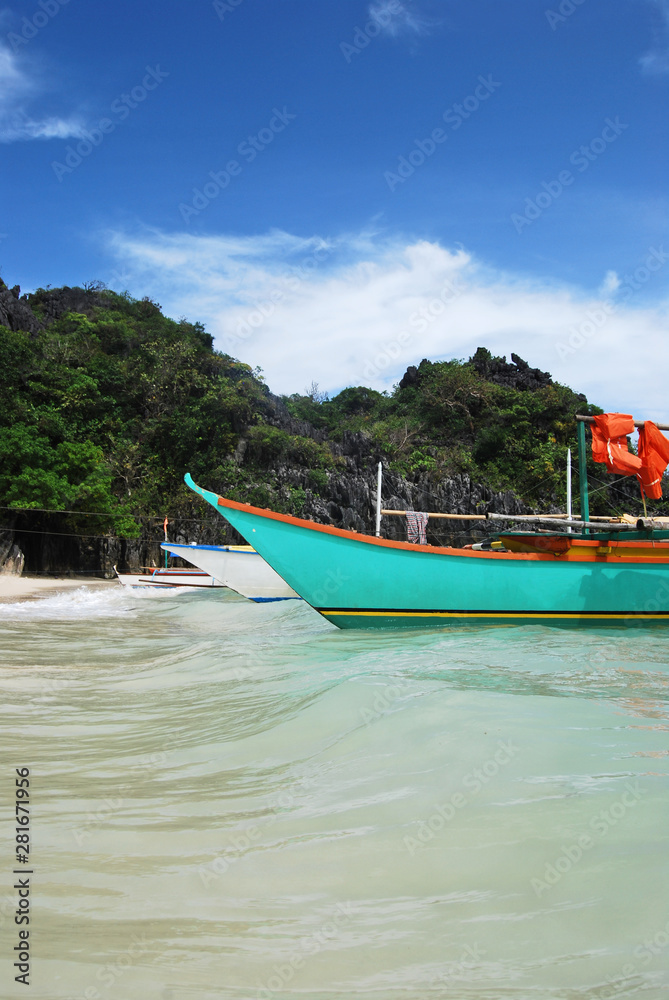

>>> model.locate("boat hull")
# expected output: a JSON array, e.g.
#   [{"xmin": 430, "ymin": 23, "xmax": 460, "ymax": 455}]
[
  {"xmin": 160, "ymin": 543, "xmax": 299, "ymax": 601},
  {"xmin": 114, "ymin": 568, "xmax": 222, "ymax": 591},
  {"xmin": 185, "ymin": 476, "xmax": 669, "ymax": 629}
]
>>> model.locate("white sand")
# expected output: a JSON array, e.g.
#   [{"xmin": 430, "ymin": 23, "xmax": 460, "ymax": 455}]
[{"xmin": 0, "ymin": 576, "xmax": 117, "ymax": 602}]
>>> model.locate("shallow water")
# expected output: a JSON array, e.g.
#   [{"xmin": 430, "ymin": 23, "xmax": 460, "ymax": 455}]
[{"xmin": 1, "ymin": 585, "xmax": 668, "ymax": 999}]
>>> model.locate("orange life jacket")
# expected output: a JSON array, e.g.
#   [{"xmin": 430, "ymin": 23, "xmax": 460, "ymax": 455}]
[
  {"xmin": 590, "ymin": 413, "xmax": 669, "ymax": 499},
  {"xmin": 591, "ymin": 414, "xmax": 642, "ymax": 476},
  {"xmin": 638, "ymin": 421, "xmax": 669, "ymax": 500}
]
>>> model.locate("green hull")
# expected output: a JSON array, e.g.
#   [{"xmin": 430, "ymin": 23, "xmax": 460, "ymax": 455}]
[{"xmin": 186, "ymin": 476, "xmax": 669, "ymax": 630}]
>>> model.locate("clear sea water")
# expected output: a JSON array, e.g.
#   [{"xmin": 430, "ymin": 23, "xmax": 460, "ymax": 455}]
[{"xmin": 1, "ymin": 585, "xmax": 668, "ymax": 999}]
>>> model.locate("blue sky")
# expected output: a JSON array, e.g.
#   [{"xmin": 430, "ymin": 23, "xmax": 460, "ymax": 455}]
[{"xmin": 2, "ymin": 0, "xmax": 668, "ymax": 416}]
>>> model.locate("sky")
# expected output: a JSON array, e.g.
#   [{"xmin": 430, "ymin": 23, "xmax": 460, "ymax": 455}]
[{"xmin": 1, "ymin": 0, "xmax": 668, "ymax": 418}]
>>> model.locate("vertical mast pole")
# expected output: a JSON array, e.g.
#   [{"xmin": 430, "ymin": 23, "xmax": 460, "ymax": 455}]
[
  {"xmin": 577, "ymin": 421, "xmax": 590, "ymax": 533},
  {"xmin": 566, "ymin": 447, "xmax": 572, "ymax": 533},
  {"xmin": 375, "ymin": 462, "xmax": 382, "ymax": 537}
]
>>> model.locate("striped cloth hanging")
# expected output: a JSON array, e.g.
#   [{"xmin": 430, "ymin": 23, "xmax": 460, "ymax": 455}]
[{"xmin": 405, "ymin": 511, "xmax": 429, "ymax": 545}]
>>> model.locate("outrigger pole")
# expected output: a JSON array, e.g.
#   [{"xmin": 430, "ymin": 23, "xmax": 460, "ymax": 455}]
[
  {"xmin": 486, "ymin": 512, "xmax": 636, "ymax": 531},
  {"xmin": 575, "ymin": 417, "xmax": 669, "ymax": 430}
]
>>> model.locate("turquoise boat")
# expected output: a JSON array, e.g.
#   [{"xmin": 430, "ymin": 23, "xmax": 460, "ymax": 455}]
[{"xmin": 184, "ymin": 473, "xmax": 669, "ymax": 630}]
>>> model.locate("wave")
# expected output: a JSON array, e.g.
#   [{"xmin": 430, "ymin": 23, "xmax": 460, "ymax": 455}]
[{"xmin": 0, "ymin": 585, "xmax": 138, "ymax": 620}]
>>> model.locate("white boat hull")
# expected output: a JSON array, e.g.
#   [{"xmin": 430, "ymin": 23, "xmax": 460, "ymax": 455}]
[
  {"xmin": 114, "ymin": 567, "xmax": 223, "ymax": 592},
  {"xmin": 160, "ymin": 543, "xmax": 299, "ymax": 601}
]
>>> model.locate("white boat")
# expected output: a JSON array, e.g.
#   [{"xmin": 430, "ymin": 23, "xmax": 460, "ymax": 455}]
[
  {"xmin": 114, "ymin": 566, "xmax": 223, "ymax": 592},
  {"xmin": 160, "ymin": 543, "xmax": 300, "ymax": 602}
]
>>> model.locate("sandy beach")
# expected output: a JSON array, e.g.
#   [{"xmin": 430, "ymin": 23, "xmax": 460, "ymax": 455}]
[{"xmin": 0, "ymin": 575, "xmax": 117, "ymax": 602}]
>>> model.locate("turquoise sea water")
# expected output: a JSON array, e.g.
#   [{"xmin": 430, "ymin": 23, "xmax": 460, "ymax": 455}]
[{"xmin": 1, "ymin": 585, "xmax": 668, "ymax": 999}]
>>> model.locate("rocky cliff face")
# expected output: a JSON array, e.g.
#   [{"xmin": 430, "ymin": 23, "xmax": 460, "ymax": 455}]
[
  {"xmin": 0, "ymin": 281, "xmax": 42, "ymax": 336},
  {"xmin": 0, "ymin": 278, "xmax": 116, "ymax": 334},
  {"xmin": 0, "ymin": 530, "xmax": 25, "ymax": 575},
  {"xmin": 27, "ymin": 283, "xmax": 112, "ymax": 325},
  {"xmin": 400, "ymin": 348, "xmax": 585, "ymax": 397},
  {"xmin": 225, "ymin": 391, "xmax": 531, "ymax": 550}
]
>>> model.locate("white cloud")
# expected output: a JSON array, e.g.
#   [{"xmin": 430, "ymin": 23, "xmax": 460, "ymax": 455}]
[
  {"xmin": 640, "ymin": 0, "xmax": 669, "ymax": 73},
  {"xmin": 105, "ymin": 227, "xmax": 669, "ymax": 423},
  {"xmin": 599, "ymin": 270, "xmax": 620, "ymax": 296},
  {"xmin": 368, "ymin": 1, "xmax": 436, "ymax": 38},
  {"xmin": 0, "ymin": 41, "xmax": 83, "ymax": 142}
]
